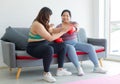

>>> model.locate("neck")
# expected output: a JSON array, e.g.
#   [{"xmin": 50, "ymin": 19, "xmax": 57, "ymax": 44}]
[{"xmin": 62, "ymin": 22, "xmax": 71, "ymax": 25}]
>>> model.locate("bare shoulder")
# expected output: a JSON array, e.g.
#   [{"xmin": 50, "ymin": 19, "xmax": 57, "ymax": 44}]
[
  {"xmin": 32, "ymin": 21, "xmax": 44, "ymax": 28},
  {"xmin": 31, "ymin": 21, "xmax": 45, "ymax": 34}
]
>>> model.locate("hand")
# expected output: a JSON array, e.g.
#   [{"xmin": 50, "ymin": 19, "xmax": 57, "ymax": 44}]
[
  {"xmin": 67, "ymin": 25, "xmax": 76, "ymax": 34},
  {"xmin": 73, "ymin": 23, "xmax": 80, "ymax": 32},
  {"xmin": 54, "ymin": 38, "xmax": 63, "ymax": 43}
]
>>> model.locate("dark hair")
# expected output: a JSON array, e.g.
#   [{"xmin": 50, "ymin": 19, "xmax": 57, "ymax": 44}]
[
  {"xmin": 61, "ymin": 9, "xmax": 71, "ymax": 17},
  {"xmin": 34, "ymin": 7, "xmax": 52, "ymax": 30}
]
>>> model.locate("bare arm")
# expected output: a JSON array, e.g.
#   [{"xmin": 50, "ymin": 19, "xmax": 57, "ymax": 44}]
[
  {"xmin": 73, "ymin": 22, "xmax": 80, "ymax": 32},
  {"xmin": 31, "ymin": 21, "xmax": 70, "ymax": 42},
  {"xmin": 48, "ymin": 27, "xmax": 61, "ymax": 33},
  {"xmin": 48, "ymin": 24, "xmax": 66, "ymax": 33},
  {"xmin": 49, "ymin": 27, "xmax": 66, "ymax": 34}
]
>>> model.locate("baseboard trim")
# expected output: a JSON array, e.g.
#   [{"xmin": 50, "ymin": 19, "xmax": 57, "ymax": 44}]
[
  {"xmin": 106, "ymin": 59, "xmax": 120, "ymax": 62},
  {"xmin": 0, "ymin": 66, "xmax": 8, "ymax": 69},
  {"xmin": 106, "ymin": 55, "xmax": 120, "ymax": 62}
]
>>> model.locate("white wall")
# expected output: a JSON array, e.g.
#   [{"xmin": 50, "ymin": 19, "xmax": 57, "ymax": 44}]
[
  {"xmin": 92, "ymin": 0, "xmax": 106, "ymax": 38},
  {"xmin": 0, "ymin": 0, "xmax": 94, "ymax": 67},
  {"xmin": 92, "ymin": 0, "xmax": 99, "ymax": 37}
]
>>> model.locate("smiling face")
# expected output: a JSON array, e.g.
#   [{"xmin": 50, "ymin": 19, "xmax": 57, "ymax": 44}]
[{"xmin": 61, "ymin": 12, "xmax": 71, "ymax": 23}]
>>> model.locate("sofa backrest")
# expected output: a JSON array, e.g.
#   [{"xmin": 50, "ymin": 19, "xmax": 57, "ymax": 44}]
[
  {"xmin": 13, "ymin": 28, "xmax": 29, "ymax": 38},
  {"xmin": 1, "ymin": 27, "xmax": 87, "ymax": 50},
  {"xmin": 77, "ymin": 28, "xmax": 87, "ymax": 43}
]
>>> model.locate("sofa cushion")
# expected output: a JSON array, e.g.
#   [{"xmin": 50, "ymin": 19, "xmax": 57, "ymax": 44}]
[
  {"xmin": 76, "ymin": 45, "xmax": 105, "ymax": 55},
  {"xmin": 1, "ymin": 26, "xmax": 28, "ymax": 50},
  {"xmin": 16, "ymin": 46, "xmax": 105, "ymax": 60},
  {"xmin": 16, "ymin": 51, "xmax": 58, "ymax": 60}
]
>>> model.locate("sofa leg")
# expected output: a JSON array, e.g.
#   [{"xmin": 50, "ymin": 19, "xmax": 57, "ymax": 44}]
[
  {"xmin": 9, "ymin": 68, "xmax": 12, "ymax": 72},
  {"xmin": 99, "ymin": 58, "xmax": 103, "ymax": 67},
  {"xmin": 16, "ymin": 68, "xmax": 22, "ymax": 79}
]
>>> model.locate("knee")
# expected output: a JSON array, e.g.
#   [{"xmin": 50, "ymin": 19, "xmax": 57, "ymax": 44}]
[
  {"xmin": 66, "ymin": 44, "xmax": 76, "ymax": 51},
  {"xmin": 45, "ymin": 46, "xmax": 54, "ymax": 56},
  {"xmin": 87, "ymin": 44, "xmax": 95, "ymax": 51}
]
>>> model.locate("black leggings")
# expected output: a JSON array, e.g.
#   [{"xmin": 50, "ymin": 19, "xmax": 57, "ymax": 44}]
[{"xmin": 26, "ymin": 40, "xmax": 66, "ymax": 72}]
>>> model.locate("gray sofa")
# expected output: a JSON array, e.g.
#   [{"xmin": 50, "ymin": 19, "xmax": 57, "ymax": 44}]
[{"xmin": 1, "ymin": 26, "xmax": 107, "ymax": 79}]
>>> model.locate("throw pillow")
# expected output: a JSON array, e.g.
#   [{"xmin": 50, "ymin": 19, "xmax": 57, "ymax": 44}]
[{"xmin": 1, "ymin": 26, "xmax": 28, "ymax": 50}]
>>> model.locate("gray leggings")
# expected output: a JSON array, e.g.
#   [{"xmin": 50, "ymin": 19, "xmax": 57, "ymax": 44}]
[{"xmin": 65, "ymin": 39, "xmax": 99, "ymax": 68}]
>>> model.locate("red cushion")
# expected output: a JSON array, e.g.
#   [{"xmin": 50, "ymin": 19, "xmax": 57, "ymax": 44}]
[
  {"xmin": 16, "ymin": 54, "xmax": 58, "ymax": 60},
  {"xmin": 96, "ymin": 48, "xmax": 105, "ymax": 52},
  {"xmin": 16, "ymin": 56, "xmax": 39, "ymax": 60},
  {"xmin": 16, "ymin": 48, "xmax": 105, "ymax": 60},
  {"xmin": 76, "ymin": 48, "xmax": 105, "ymax": 55}
]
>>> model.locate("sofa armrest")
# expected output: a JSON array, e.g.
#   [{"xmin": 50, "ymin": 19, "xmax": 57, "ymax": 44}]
[
  {"xmin": 1, "ymin": 40, "xmax": 16, "ymax": 68},
  {"xmin": 88, "ymin": 38, "xmax": 106, "ymax": 46},
  {"xmin": 87, "ymin": 38, "xmax": 107, "ymax": 54},
  {"xmin": 87, "ymin": 38, "xmax": 107, "ymax": 56}
]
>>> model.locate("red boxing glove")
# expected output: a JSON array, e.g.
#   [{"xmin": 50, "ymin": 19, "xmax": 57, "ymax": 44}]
[
  {"xmin": 54, "ymin": 38, "xmax": 63, "ymax": 43},
  {"xmin": 67, "ymin": 26, "xmax": 76, "ymax": 35}
]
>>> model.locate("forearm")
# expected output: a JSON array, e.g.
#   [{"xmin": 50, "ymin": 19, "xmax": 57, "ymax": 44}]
[
  {"xmin": 52, "ymin": 31, "xmax": 66, "ymax": 39},
  {"xmin": 52, "ymin": 27, "xmax": 62, "ymax": 33},
  {"xmin": 47, "ymin": 27, "xmax": 71, "ymax": 41},
  {"xmin": 48, "ymin": 31, "xmax": 65, "ymax": 41}
]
